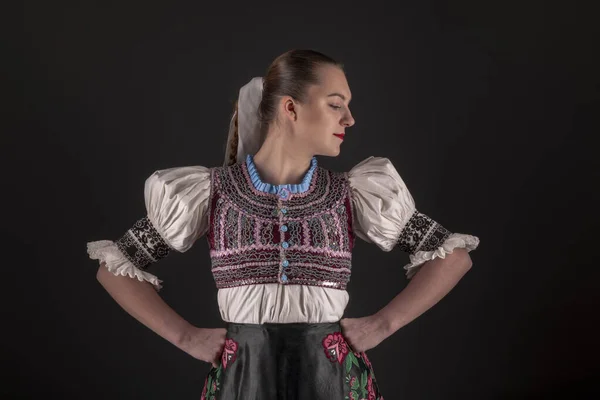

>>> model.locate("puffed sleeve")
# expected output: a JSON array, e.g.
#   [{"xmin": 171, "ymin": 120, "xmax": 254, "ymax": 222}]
[
  {"xmin": 348, "ymin": 157, "xmax": 479, "ymax": 279},
  {"xmin": 86, "ymin": 166, "xmax": 212, "ymax": 290}
]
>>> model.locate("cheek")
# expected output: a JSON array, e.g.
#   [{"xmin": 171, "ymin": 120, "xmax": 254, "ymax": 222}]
[
  {"xmin": 312, "ymin": 109, "xmax": 335, "ymax": 129},
  {"xmin": 305, "ymin": 108, "xmax": 327, "ymax": 124},
  {"xmin": 300, "ymin": 106, "xmax": 335, "ymax": 141}
]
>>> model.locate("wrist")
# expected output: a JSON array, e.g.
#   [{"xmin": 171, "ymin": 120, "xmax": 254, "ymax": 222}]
[
  {"xmin": 372, "ymin": 311, "xmax": 396, "ymax": 338},
  {"xmin": 175, "ymin": 323, "xmax": 199, "ymax": 353}
]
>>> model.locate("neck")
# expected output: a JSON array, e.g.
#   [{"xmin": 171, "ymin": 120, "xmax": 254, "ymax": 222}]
[{"xmin": 252, "ymin": 129, "xmax": 314, "ymax": 186}]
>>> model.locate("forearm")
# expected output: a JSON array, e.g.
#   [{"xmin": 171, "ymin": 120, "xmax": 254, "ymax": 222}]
[
  {"xmin": 96, "ymin": 263, "xmax": 194, "ymax": 350},
  {"xmin": 375, "ymin": 248, "xmax": 473, "ymax": 337}
]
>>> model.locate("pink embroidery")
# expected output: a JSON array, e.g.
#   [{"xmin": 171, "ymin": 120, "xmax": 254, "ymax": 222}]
[
  {"xmin": 288, "ymin": 245, "xmax": 352, "ymax": 257},
  {"xmin": 286, "ymin": 167, "xmax": 319, "ymax": 198},
  {"xmin": 322, "ymin": 332, "xmax": 349, "ymax": 364},
  {"xmin": 210, "ymin": 244, "xmax": 351, "ymax": 258},
  {"xmin": 286, "ymin": 172, "xmax": 330, "ymax": 210},
  {"xmin": 349, "ymin": 376, "xmax": 357, "ymax": 388},
  {"xmin": 319, "ymin": 216, "xmax": 329, "ymax": 248},
  {"xmin": 240, "ymin": 160, "xmax": 274, "ymax": 198},
  {"xmin": 278, "ymin": 207, "xmax": 343, "ymax": 222},
  {"xmin": 345, "ymin": 176, "xmax": 358, "ymax": 249},
  {"xmin": 210, "ymin": 243, "xmax": 278, "ymax": 257},
  {"xmin": 217, "ymin": 276, "xmax": 289, "ymax": 287},
  {"xmin": 332, "ymin": 210, "xmax": 344, "ymax": 250},
  {"xmin": 230, "ymin": 167, "xmax": 281, "ymax": 209},
  {"xmin": 214, "ymin": 194, "xmax": 279, "ymax": 224},
  {"xmin": 237, "ymin": 212, "xmax": 242, "ymax": 247},
  {"xmin": 211, "ymin": 261, "xmax": 279, "ymax": 272},
  {"xmin": 219, "ymin": 203, "xmax": 230, "ymax": 251},
  {"xmin": 302, "ymin": 220, "xmax": 310, "ymax": 246},
  {"xmin": 367, "ymin": 373, "xmax": 376, "ymax": 400},
  {"xmin": 221, "ymin": 338, "xmax": 238, "ymax": 370},
  {"xmin": 292, "ymin": 263, "xmax": 351, "ymax": 273},
  {"xmin": 208, "ymin": 164, "xmax": 354, "ymax": 290},
  {"xmin": 254, "ymin": 220, "xmax": 261, "ymax": 245}
]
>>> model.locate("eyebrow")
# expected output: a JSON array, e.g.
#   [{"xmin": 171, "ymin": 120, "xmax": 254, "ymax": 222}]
[{"xmin": 327, "ymin": 93, "xmax": 352, "ymax": 102}]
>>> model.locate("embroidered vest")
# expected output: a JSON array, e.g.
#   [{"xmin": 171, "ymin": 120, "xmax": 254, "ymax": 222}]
[{"xmin": 207, "ymin": 161, "xmax": 355, "ymax": 290}]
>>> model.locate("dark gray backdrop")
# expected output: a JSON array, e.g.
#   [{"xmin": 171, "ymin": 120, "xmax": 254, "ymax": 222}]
[{"xmin": 6, "ymin": 1, "xmax": 598, "ymax": 399}]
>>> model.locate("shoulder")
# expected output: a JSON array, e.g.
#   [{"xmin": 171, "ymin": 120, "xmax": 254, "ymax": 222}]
[
  {"xmin": 144, "ymin": 165, "xmax": 213, "ymax": 202},
  {"xmin": 345, "ymin": 156, "xmax": 415, "ymax": 206},
  {"xmin": 347, "ymin": 156, "xmax": 398, "ymax": 177},
  {"xmin": 146, "ymin": 164, "xmax": 212, "ymax": 184}
]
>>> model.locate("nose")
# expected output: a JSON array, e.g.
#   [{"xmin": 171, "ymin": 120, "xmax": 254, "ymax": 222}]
[{"xmin": 342, "ymin": 110, "xmax": 355, "ymax": 128}]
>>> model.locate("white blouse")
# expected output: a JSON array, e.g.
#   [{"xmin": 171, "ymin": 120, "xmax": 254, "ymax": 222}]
[{"xmin": 87, "ymin": 157, "xmax": 479, "ymax": 324}]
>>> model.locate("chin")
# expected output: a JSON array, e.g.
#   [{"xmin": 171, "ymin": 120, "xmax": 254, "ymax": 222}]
[
  {"xmin": 314, "ymin": 144, "xmax": 341, "ymax": 158},
  {"xmin": 325, "ymin": 147, "xmax": 341, "ymax": 157}
]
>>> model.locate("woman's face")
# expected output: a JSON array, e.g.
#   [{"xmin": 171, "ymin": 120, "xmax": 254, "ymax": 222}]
[{"xmin": 285, "ymin": 65, "xmax": 355, "ymax": 157}]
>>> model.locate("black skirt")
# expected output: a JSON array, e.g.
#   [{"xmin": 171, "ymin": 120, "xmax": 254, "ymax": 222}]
[{"xmin": 200, "ymin": 321, "xmax": 384, "ymax": 400}]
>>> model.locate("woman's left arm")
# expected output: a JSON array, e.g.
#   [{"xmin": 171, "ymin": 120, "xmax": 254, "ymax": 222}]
[
  {"xmin": 377, "ymin": 247, "xmax": 472, "ymax": 334},
  {"xmin": 344, "ymin": 156, "xmax": 479, "ymax": 352},
  {"xmin": 341, "ymin": 248, "xmax": 472, "ymax": 352}
]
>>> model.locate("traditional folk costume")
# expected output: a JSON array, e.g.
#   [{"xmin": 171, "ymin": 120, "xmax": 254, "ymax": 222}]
[{"xmin": 87, "ymin": 77, "xmax": 480, "ymax": 400}]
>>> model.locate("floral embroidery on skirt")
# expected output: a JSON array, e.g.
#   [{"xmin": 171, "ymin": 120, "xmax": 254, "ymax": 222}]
[
  {"xmin": 221, "ymin": 338, "xmax": 238, "ymax": 370},
  {"xmin": 322, "ymin": 331, "xmax": 384, "ymax": 400},
  {"xmin": 200, "ymin": 323, "xmax": 385, "ymax": 399},
  {"xmin": 201, "ymin": 338, "xmax": 238, "ymax": 399}
]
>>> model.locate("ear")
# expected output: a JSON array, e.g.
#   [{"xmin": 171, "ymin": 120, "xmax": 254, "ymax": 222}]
[{"xmin": 280, "ymin": 96, "xmax": 298, "ymax": 122}]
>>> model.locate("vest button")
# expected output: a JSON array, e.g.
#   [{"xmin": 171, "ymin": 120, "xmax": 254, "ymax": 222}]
[
  {"xmin": 281, "ymin": 241, "xmax": 289, "ymax": 249},
  {"xmin": 278, "ymin": 188, "xmax": 290, "ymax": 199},
  {"xmin": 280, "ymin": 207, "xmax": 287, "ymax": 214},
  {"xmin": 280, "ymin": 225, "xmax": 288, "ymax": 232},
  {"xmin": 281, "ymin": 274, "xmax": 288, "ymax": 282},
  {"xmin": 282, "ymin": 260, "xmax": 289, "ymax": 267}
]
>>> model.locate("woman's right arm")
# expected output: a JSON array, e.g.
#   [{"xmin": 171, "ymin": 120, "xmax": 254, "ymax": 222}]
[
  {"xmin": 96, "ymin": 262, "xmax": 226, "ymax": 367},
  {"xmin": 89, "ymin": 166, "xmax": 220, "ymax": 364}
]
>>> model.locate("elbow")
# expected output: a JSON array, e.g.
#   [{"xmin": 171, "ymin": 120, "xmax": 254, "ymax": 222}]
[
  {"xmin": 459, "ymin": 249, "xmax": 473, "ymax": 274},
  {"xmin": 96, "ymin": 262, "xmax": 110, "ymax": 284},
  {"xmin": 450, "ymin": 247, "xmax": 473, "ymax": 276}
]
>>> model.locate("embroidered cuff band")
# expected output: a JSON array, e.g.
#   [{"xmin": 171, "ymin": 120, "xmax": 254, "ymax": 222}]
[
  {"xmin": 115, "ymin": 217, "xmax": 171, "ymax": 270},
  {"xmin": 397, "ymin": 211, "xmax": 452, "ymax": 254}
]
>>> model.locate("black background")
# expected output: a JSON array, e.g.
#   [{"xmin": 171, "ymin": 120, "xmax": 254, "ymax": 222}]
[{"xmin": 6, "ymin": 1, "xmax": 599, "ymax": 399}]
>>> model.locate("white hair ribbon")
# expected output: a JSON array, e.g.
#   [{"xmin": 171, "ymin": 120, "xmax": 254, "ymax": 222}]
[{"xmin": 223, "ymin": 76, "xmax": 265, "ymax": 166}]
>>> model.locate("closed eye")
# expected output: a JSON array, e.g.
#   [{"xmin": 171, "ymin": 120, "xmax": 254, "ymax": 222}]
[{"xmin": 329, "ymin": 104, "xmax": 342, "ymax": 110}]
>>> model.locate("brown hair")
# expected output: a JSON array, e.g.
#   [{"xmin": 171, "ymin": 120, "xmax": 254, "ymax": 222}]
[{"xmin": 225, "ymin": 49, "xmax": 344, "ymax": 166}]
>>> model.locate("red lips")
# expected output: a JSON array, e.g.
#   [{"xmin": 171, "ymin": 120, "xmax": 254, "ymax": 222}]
[{"xmin": 333, "ymin": 133, "xmax": 345, "ymax": 140}]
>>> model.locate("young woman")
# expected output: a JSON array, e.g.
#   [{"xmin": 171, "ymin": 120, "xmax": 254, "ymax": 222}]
[{"xmin": 87, "ymin": 49, "xmax": 480, "ymax": 399}]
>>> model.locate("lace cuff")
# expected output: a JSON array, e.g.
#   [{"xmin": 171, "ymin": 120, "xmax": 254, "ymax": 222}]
[
  {"xmin": 87, "ymin": 216, "xmax": 172, "ymax": 290},
  {"xmin": 397, "ymin": 211, "xmax": 479, "ymax": 278},
  {"xmin": 87, "ymin": 240, "xmax": 163, "ymax": 290},
  {"xmin": 403, "ymin": 233, "xmax": 480, "ymax": 279}
]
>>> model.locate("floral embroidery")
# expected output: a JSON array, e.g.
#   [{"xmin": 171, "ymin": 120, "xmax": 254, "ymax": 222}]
[
  {"xmin": 361, "ymin": 351, "xmax": 372, "ymax": 370},
  {"xmin": 321, "ymin": 332, "xmax": 383, "ymax": 399},
  {"xmin": 366, "ymin": 373, "xmax": 376, "ymax": 400},
  {"xmin": 322, "ymin": 332, "xmax": 349, "ymax": 364},
  {"xmin": 200, "ymin": 364, "xmax": 222, "ymax": 400},
  {"xmin": 221, "ymin": 338, "xmax": 239, "ymax": 370}
]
